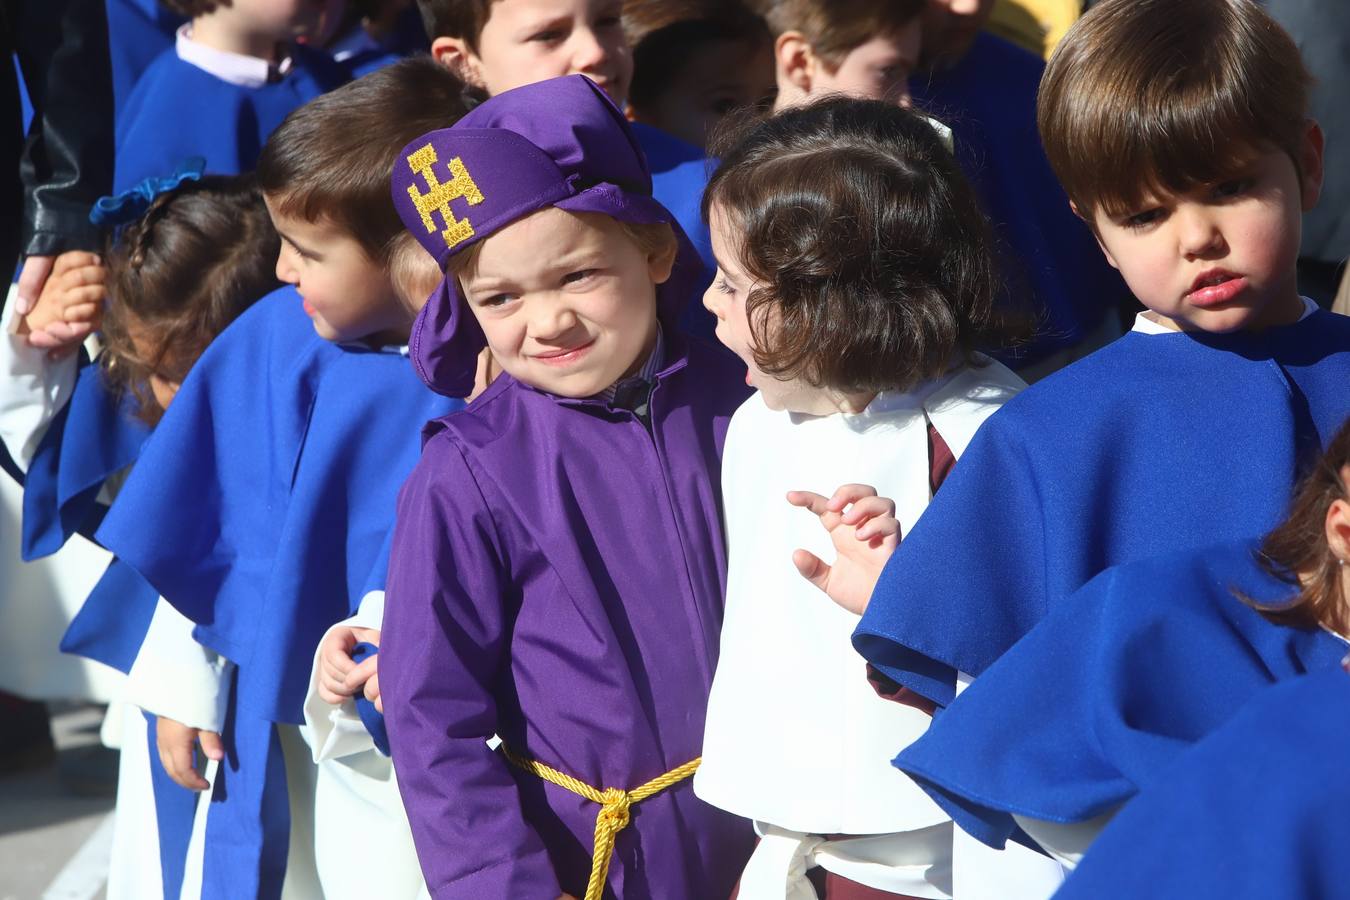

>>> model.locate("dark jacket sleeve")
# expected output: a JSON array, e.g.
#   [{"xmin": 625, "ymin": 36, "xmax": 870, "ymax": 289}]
[{"xmin": 8, "ymin": 0, "xmax": 115, "ymax": 257}]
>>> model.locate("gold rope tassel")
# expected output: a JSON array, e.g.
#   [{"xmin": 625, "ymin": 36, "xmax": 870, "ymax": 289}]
[{"xmin": 502, "ymin": 747, "xmax": 701, "ymax": 900}]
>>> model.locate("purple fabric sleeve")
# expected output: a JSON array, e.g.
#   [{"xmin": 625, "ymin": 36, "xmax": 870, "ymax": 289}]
[{"xmin": 380, "ymin": 435, "xmax": 560, "ymax": 899}]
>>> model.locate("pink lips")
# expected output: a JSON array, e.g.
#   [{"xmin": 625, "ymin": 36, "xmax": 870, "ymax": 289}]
[
  {"xmin": 1186, "ymin": 271, "xmax": 1248, "ymax": 308},
  {"xmin": 532, "ymin": 340, "xmax": 595, "ymax": 366}
]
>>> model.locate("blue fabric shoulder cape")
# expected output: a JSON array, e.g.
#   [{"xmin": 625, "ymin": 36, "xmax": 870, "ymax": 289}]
[
  {"xmin": 854, "ymin": 311, "xmax": 1350, "ymax": 706},
  {"xmin": 910, "ymin": 31, "xmax": 1127, "ymax": 367},
  {"xmin": 1056, "ymin": 668, "xmax": 1350, "ymax": 899},
  {"xmin": 105, "ymin": 0, "xmax": 184, "ymax": 119},
  {"xmin": 113, "ymin": 43, "xmax": 346, "ymax": 190},
  {"xmin": 96, "ymin": 286, "xmax": 461, "ymax": 899},
  {"xmin": 892, "ymin": 538, "xmax": 1349, "ymax": 849}
]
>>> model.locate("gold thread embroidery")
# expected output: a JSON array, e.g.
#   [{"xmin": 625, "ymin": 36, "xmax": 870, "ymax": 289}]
[{"xmin": 405, "ymin": 144, "xmax": 485, "ymax": 250}]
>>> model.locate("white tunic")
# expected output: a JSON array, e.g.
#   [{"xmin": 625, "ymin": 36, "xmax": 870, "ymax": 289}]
[{"xmin": 695, "ymin": 360, "xmax": 1024, "ymax": 898}]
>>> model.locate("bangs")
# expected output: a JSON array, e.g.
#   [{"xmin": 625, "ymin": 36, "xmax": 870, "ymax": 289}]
[{"xmin": 1039, "ymin": 0, "xmax": 1309, "ymax": 219}]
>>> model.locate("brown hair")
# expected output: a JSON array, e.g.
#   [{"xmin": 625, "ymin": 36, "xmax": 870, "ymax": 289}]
[
  {"xmin": 1248, "ymin": 419, "xmax": 1350, "ymax": 636},
  {"xmin": 625, "ymin": 0, "xmax": 772, "ymax": 112},
  {"xmin": 159, "ymin": 0, "xmax": 226, "ymax": 17},
  {"xmin": 1038, "ymin": 0, "xmax": 1311, "ymax": 220},
  {"xmin": 704, "ymin": 97, "xmax": 1024, "ymax": 395},
  {"xmin": 751, "ymin": 0, "xmax": 923, "ymax": 66},
  {"xmin": 256, "ymin": 56, "xmax": 470, "ymax": 268},
  {"xmin": 102, "ymin": 175, "xmax": 279, "ymax": 425},
  {"xmin": 415, "ymin": 0, "xmax": 493, "ymax": 48},
  {"xmin": 389, "ymin": 231, "xmax": 445, "ymax": 314}
]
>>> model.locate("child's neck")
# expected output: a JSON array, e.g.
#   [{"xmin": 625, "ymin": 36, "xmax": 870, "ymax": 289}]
[
  {"xmin": 780, "ymin": 384, "xmax": 878, "ymax": 418},
  {"xmin": 191, "ymin": 12, "xmax": 285, "ymax": 64}
]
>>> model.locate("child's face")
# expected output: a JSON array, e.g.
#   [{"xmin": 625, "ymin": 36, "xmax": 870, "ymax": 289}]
[
  {"xmin": 811, "ymin": 25, "xmax": 922, "ymax": 106},
  {"xmin": 1087, "ymin": 131, "xmax": 1323, "ymax": 335},
  {"xmin": 265, "ymin": 198, "xmax": 412, "ymax": 345},
  {"xmin": 439, "ymin": 0, "xmax": 632, "ymax": 105},
  {"xmin": 225, "ymin": 0, "xmax": 342, "ymax": 43},
  {"xmin": 920, "ymin": 0, "xmax": 995, "ymax": 69},
  {"xmin": 632, "ymin": 38, "xmax": 776, "ymax": 150},
  {"xmin": 456, "ymin": 207, "xmax": 672, "ymax": 398}
]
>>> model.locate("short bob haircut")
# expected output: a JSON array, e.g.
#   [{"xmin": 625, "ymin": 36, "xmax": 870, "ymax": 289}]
[
  {"xmin": 704, "ymin": 97, "xmax": 1019, "ymax": 396},
  {"xmin": 257, "ymin": 56, "xmax": 469, "ymax": 268},
  {"xmin": 1248, "ymin": 417, "xmax": 1350, "ymax": 638},
  {"xmin": 752, "ymin": 0, "xmax": 923, "ymax": 66},
  {"xmin": 415, "ymin": 0, "xmax": 492, "ymax": 47},
  {"xmin": 1038, "ymin": 0, "xmax": 1311, "ymax": 220},
  {"xmin": 103, "ymin": 175, "xmax": 279, "ymax": 425}
]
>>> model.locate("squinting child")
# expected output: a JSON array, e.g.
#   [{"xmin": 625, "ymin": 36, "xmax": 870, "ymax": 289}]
[
  {"xmin": 850, "ymin": 0, "xmax": 1350, "ymax": 783},
  {"xmin": 758, "ymin": 0, "xmax": 924, "ymax": 110},
  {"xmin": 114, "ymin": 0, "xmax": 347, "ymax": 190},
  {"xmin": 623, "ymin": 0, "xmax": 775, "ymax": 150},
  {"xmin": 0, "ymin": 171, "xmax": 279, "ymax": 900},
  {"xmin": 694, "ymin": 97, "xmax": 1024, "ymax": 900},
  {"xmin": 890, "ymin": 415, "xmax": 1350, "ymax": 874},
  {"xmin": 417, "ymin": 0, "xmax": 722, "ymax": 332},
  {"xmin": 96, "ymin": 58, "xmax": 468, "ymax": 900},
  {"xmin": 380, "ymin": 74, "xmax": 754, "ymax": 899}
]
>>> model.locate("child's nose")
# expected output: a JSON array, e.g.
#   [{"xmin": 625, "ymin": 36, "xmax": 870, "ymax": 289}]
[
  {"xmin": 701, "ymin": 286, "xmax": 723, "ymax": 318},
  {"xmin": 571, "ymin": 28, "xmax": 609, "ymax": 71},
  {"xmin": 275, "ymin": 248, "xmax": 299, "ymax": 285},
  {"xmin": 1178, "ymin": 208, "xmax": 1225, "ymax": 259}
]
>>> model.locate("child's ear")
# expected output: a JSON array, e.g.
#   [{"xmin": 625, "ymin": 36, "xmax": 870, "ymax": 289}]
[
  {"xmin": 775, "ymin": 31, "xmax": 815, "ymax": 94},
  {"xmin": 1298, "ymin": 119, "xmax": 1326, "ymax": 212},
  {"xmin": 431, "ymin": 36, "xmax": 485, "ymax": 89},
  {"xmin": 647, "ymin": 236, "xmax": 678, "ymax": 286},
  {"xmin": 1325, "ymin": 472, "xmax": 1350, "ymax": 568}
]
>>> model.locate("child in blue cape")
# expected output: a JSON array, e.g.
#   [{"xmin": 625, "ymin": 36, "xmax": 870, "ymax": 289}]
[
  {"xmin": 379, "ymin": 74, "xmax": 754, "ymax": 900},
  {"xmin": 0, "ymin": 170, "xmax": 280, "ymax": 900},
  {"xmin": 1055, "ymin": 669, "xmax": 1350, "ymax": 899},
  {"xmin": 886, "ymin": 413, "xmax": 1350, "ymax": 873},
  {"xmin": 113, "ymin": 0, "xmax": 347, "ymax": 191},
  {"xmin": 96, "ymin": 58, "xmax": 469, "ymax": 900},
  {"xmin": 692, "ymin": 97, "xmax": 1025, "ymax": 899},
  {"xmin": 851, "ymin": 0, "xmax": 1350, "ymax": 710}
]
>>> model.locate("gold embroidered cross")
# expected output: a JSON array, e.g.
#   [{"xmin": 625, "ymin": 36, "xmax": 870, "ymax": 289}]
[{"xmin": 405, "ymin": 144, "xmax": 485, "ymax": 250}]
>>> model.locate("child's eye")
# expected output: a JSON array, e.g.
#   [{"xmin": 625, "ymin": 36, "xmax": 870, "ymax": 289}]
[
  {"xmin": 595, "ymin": 15, "xmax": 622, "ymax": 29},
  {"xmin": 1123, "ymin": 208, "xmax": 1164, "ymax": 230},
  {"xmin": 479, "ymin": 293, "xmax": 515, "ymax": 308},
  {"xmin": 562, "ymin": 269, "xmax": 598, "ymax": 286},
  {"xmin": 528, "ymin": 28, "xmax": 565, "ymax": 43},
  {"xmin": 715, "ymin": 277, "xmax": 735, "ymax": 295},
  {"xmin": 1212, "ymin": 178, "xmax": 1253, "ymax": 200}
]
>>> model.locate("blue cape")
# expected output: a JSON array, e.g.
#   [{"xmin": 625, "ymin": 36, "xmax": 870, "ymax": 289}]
[
  {"xmin": 1056, "ymin": 668, "xmax": 1350, "ymax": 899},
  {"xmin": 105, "ymin": 0, "xmax": 184, "ymax": 119},
  {"xmin": 113, "ymin": 44, "xmax": 346, "ymax": 191},
  {"xmin": 854, "ymin": 311, "xmax": 1350, "ymax": 707},
  {"xmin": 631, "ymin": 122, "xmax": 718, "ymax": 340},
  {"xmin": 892, "ymin": 538, "xmax": 1348, "ymax": 848},
  {"xmin": 910, "ymin": 32, "xmax": 1127, "ymax": 366},
  {"xmin": 96, "ymin": 287, "xmax": 461, "ymax": 898}
]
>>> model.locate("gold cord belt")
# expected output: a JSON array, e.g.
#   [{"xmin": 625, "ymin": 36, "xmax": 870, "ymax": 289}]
[{"xmin": 502, "ymin": 746, "xmax": 700, "ymax": 900}]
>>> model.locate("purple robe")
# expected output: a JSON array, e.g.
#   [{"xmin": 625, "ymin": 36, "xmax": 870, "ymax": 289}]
[{"xmin": 381, "ymin": 335, "xmax": 754, "ymax": 898}]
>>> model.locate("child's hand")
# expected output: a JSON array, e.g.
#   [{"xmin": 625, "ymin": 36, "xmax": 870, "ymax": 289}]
[
  {"xmin": 787, "ymin": 483, "xmax": 901, "ymax": 616},
  {"xmin": 20, "ymin": 251, "xmax": 106, "ymax": 354},
  {"xmin": 155, "ymin": 715, "xmax": 223, "ymax": 791},
  {"xmin": 355, "ymin": 655, "xmax": 382, "ymax": 714},
  {"xmin": 317, "ymin": 625, "xmax": 380, "ymax": 705}
]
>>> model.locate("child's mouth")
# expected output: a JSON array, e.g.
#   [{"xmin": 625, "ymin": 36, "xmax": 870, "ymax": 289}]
[
  {"xmin": 1186, "ymin": 272, "xmax": 1248, "ymax": 308},
  {"xmin": 533, "ymin": 340, "xmax": 595, "ymax": 366}
]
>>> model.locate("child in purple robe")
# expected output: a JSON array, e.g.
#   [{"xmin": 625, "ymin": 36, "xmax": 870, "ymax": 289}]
[{"xmin": 379, "ymin": 74, "xmax": 754, "ymax": 899}]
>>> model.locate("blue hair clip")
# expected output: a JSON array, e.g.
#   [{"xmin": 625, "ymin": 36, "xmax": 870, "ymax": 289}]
[{"xmin": 89, "ymin": 157, "xmax": 207, "ymax": 227}]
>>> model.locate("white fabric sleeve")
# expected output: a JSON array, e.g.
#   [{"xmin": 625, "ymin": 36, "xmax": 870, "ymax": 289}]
[
  {"xmin": 303, "ymin": 590, "xmax": 385, "ymax": 762},
  {"xmin": 1011, "ymin": 811, "xmax": 1117, "ymax": 870},
  {"xmin": 125, "ymin": 596, "xmax": 232, "ymax": 733},
  {"xmin": 0, "ymin": 283, "xmax": 79, "ymax": 473}
]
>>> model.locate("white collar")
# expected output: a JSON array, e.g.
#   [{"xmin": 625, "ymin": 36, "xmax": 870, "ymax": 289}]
[
  {"xmin": 1131, "ymin": 296, "xmax": 1318, "ymax": 335},
  {"xmin": 175, "ymin": 24, "xmax": 293, "ymax": 89}
]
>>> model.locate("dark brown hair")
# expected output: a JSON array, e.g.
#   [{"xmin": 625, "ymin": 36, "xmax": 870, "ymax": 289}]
[
  {"xmin": 751, "ymin": 0, "xmax": 923, "ymax": 65},
  {"xmin": 415, "ymin": 0, "xmax": 493, "ymax": 47},
  {"xmin": 159, "ymin": 0, "xmax": 227, "ymax": 17},
  {"xmin": 1038, "ymin": 0, "xmax": 1311, "ymax": 220},
  {"xmin": 625, "ymin": 0, "xmax": 772, "ymax": 110},
  {"xmin": 1248, "ymin": 419, "xmax": 1350, "ymax": 636},
  {"xmin": 704, "ymin": 97, "xmax": 1021, "ymax": 395},
  {"xmin": 102, "ymin": 175, "xmax": 279, "ymax": 425},
  {"xmin": 256, "ymin": 56, "xmax": 470, "ymax": 267}
]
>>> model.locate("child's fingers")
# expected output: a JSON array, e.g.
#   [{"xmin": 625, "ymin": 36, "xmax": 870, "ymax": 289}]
[
  {"xmin": 345, "ymin": 654, "xmax": 379, "ymax": 692},
  {"xmin": 792, "ymin": 548, "xmax": 831, "ymax": 593},
  {"xmin": 198, "ymin": 730, "xmax": 224, "ymax": 762},
  {"xmin": 25, "ymin": 329, "xmax": 65, "ymax": 350},
  {"xmin": 159, "ymin": 730, "xmax": 209, "ymax": 791},
  {"xmin": 785, "ymin": 490, "xmax": 831, "ymax": 516},
  {"xmin": 363, "ymin": 672, "xmax": 380, "ymax": 706},
  {"xmin": 53, "ymin": 251, "xmax": 100, "ymax": 273},
  {"xmin": 840, "ymin": 495, "xmax": 897, "ymax": 526},
  {"xmin": 826, "ymin": 483, "xmax": 881, "ymax": 512},
  {"xmin": 41, "ymin": 320, "xmax": 94, "ymax": 343},
  {"xmin": 62, "ymin": 302, "xmax": 102, "ymax": 323},
  {"xmin": 855, "ymin": 516, "xmax": 901, "ymax": 543},
  {"xmin": 58, "ymin": 262, "xmax": 106, "ymax": 291}
]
